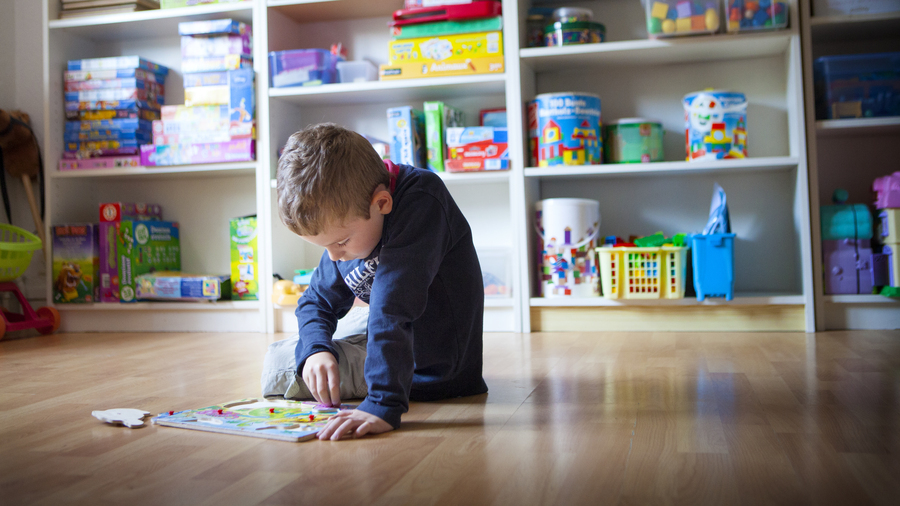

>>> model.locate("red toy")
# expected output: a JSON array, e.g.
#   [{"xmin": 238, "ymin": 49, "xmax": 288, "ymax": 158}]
[
  {"xmin": 0, "ymin": 224, "xmax": 60, "ymax": 340},
  {"xmin": 391, "ymin": 1, "xmax": 502, "ymax": 26}
]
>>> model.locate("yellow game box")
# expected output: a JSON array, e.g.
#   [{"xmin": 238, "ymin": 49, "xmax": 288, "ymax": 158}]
[
  {"xmin": 380, "ymin": 56, "xmax": 504, "ymax": 80},
  {"xmin": 388, "ymin": 31, "xmax": 503, "ymax": 65}
]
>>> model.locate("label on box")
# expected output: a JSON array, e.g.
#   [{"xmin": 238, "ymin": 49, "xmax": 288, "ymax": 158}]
[
  {"xmin": 117, "ymin": 220, "xmax": 181, "ymax": 303},
  {"xmin": 389, "ymin": 31, "xmax": 503, "ymax": 64},
  {"xmin": 67, "ymin": 56, "xmax": 168, "ymax": 75},
  {"xmin": 446, "ymin": 158, "xmax": 510, "ymax": 172},
  {"xmin": 181, "ymin": 55, "xmax": 252, "ymax": 73},
  {"xmin": 140, "ymin": 139, "xmax": 255, "ymax": 166},
  {"xmin": 52, "ymin": 224, "xmax": 99, "ymax": 303},
  {"xmin": 230, "ymin": 215, "xmax": 258, "ymax": 300},
  {"xmin": 59, "ymin": 156, "xmax": 141, "ymax": 171},
  {"xmin": 65, "ymin": 68, "xmax": 166, "ymax": 83},
  {"xmin": 380, "ymin": 56, "xmax": 504, "ymax": 80}
]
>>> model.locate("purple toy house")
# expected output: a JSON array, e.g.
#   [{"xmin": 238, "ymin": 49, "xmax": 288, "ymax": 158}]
[
  {"xmin": 873, "ymin": 171, "xmax": 900, "ymax": 209},
  {"xmin": 822, "ymin": 239, "xmax": 875, "ymax": 294}
]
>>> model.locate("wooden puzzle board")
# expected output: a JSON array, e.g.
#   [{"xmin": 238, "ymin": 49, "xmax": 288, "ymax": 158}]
[{"xmin": 152, "ymin": 398, "xmax": 353, "ymax": 442}]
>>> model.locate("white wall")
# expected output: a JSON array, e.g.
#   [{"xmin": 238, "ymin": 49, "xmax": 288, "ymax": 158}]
[
  {"xmin": 0, "ymin": 0, "xmax": 15, "ymax": 109},
  {"xmin": 3, "ymin": 0, "xmax": 47, "ymax": 300}
]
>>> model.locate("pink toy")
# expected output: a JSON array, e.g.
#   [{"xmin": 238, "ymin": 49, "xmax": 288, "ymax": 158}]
[{"xmin": 873, "ymin": 172, "xmax": 900, "ymax": 209}]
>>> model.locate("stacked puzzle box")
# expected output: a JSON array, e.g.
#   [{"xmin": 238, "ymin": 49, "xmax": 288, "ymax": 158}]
[
  {"xmin": 141, "ymin": 19, "xmax": 256, "ymax": 166},
  {"xmin": 380, "ymin": 1, "xmax": 504, "ymax": 80},
  {"xmin": 61, "ymin": 56, "xmax": 168, "ymax": 169}
]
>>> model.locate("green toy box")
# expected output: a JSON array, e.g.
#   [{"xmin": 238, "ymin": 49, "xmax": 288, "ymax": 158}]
[
  {"xmin": 52, "ymin": 224, "xmax": 99, "ymax": 303},
  {"xmin": 117, "ymin": 220, "xmax": 181, "ymax": 303},
  {"xmin": 424, "ymin": 101, "xmax": 464, "ymax": 172},
  {"xmin": 230, "ymin": 215, "xmax": 258, "ymax": 300}
]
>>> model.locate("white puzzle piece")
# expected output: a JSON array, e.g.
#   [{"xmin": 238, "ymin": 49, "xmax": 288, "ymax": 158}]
[{"xmin": 92, "ymin": 408, "xmax": 152, "ymax": 428}]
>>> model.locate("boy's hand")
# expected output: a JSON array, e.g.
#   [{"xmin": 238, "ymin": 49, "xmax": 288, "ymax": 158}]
[
  {"xmin": 302, "ymin": 351, "xmax": 341, "ymax": 407},
  {"xmin": 317, "ymin": 409, "xmax": 393, "ymax": 441}
]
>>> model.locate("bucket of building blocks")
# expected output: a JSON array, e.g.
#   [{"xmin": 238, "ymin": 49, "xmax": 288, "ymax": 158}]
[
  {"xmin": 691, "ymin": 233, "xmax": 736, "ymax": 301},
  {"xmin": 535, "ymin": 198, "xmax": 601, "ymax": 297},
  {"xmin": 814, "ymin": 52, "xmax": 900, "ymax": 119},
  {"xmin": 544, "ymin": 21, "xmax": 606, "ymax": 46},
  {"xmin": 595, "ymin": 245, "xmax": 688, "ymax": 299},
  {"xmin": 644, "ymin": 0, "xmax": 721, "ymax": 38},
  {"xmin": 268, "ymin": 49, "xmax": 342, "ymax": 88},
  {"xmin": 683, "ymin": 90, "xmax": 747, "ymax": 161},
  {"xmin": 553, "ymin": 7, "xmax": 594, "ymax": 23},
  {"xmin": 535, "ymin": 93, "xmax": 602, "ymax": 167},
  {"xmin": 725, "ymin": 0, "xmax": 788, "ymax": 33},
  {"xmin": 604, "ymin": 118, "xmax": 664, "ymax": 163},
  {"xmin": 478, "ymin": 248, "xmax": 512, "ymax": 298}
]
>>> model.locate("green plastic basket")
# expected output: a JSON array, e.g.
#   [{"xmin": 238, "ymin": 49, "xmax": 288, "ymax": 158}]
[{"xmin": 0, "ymin": 224, "xmax": 42, "ymax": 282}]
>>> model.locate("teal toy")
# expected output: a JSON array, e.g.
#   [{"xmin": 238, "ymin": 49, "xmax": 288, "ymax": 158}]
[{"xmin": 820, "ymin": 189, "xmax": 873, "ymax": 241}]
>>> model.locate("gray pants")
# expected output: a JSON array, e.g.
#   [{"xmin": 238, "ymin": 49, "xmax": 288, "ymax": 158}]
[{"xmin": 260, "ymin": 306, "xmax": 369, "ymax": 400}]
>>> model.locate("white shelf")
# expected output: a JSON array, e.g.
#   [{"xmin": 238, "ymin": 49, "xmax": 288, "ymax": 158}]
[
  {"xmin": 524, "ymin": 156, "xmax": 799, "ymax": 179},
  {"xmin": 54, "ymin": 301, "xmax": 261, "ymax": 311},
  {"xmin": 51, "ymin": 161, "xmax": 257, "ymax": 180},
  {"xmin": 520, "ymin": 31, "xmax": 793, "ymax": 72},
  {"xmin": 270, "ymin": 170, "xmax": 510, "ymax": 190},
  {"xmin": 823, "ymin": 294, "xmax": 900, "ymax": 305},
  {"xmin": 268, "ymin": 75, "xmax": 507, "ymax": 106},
  {"xmin": 530, "ymin": 294, "xmax": 805, "ymax": 307},
  {"xmin": 485, "ymin": 298, "xmax": 514, "ymax": 308},
  {"xmin": 816, "ymin": 117, "xmax": 900, "ymax": 136},
  {"xmin": 48, "ymin": 2, "xmax": 253, "ymax": 41},
  {"xmin": 267, "ymin": 0, "xmax": 398, "ymax": 23},
  {"xmin": 810, "ymin": 12, "xmax": 900, "ymax": 42}
]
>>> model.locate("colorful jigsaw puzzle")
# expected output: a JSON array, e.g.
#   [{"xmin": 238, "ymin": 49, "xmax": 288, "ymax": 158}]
[{"xmin": 152, "ymin": 398, "xmax": 354, "ymax": 442}]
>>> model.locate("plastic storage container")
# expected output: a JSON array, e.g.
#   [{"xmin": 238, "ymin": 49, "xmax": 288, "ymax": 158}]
[
  {"xmin": 691, "ymin": 233, "xmax": 735, "ymax": 301},
  {"xmin": 336, "ymin": 60, "xmax": 378, "ymax": 84},
  {"xmin": 644, "ymin": 0, "xmax": 721, "ymax": 38},
  {"xmin": 595, "ymin": 245, "xmax": 688, "ymax": 299},
  {"xmin": 604, "ymin": 118, "xmax": 664, "ymax": 163},
  {"xmin": 725, "ymin": 0, "xmax": 788, "ymax": 32},
  {"xmin": 544, "ymin": 21, "xmax": 606, "ymax": 46},
  {"xmin": 814, "ymin": 52, "xmax": 900, "ymax": 119},
  {"xmin": 478, "ymin": 248, "xmax": 512, "ymax": 298},
  {"xmin": 268, "ymin": 49, "xmax": 342, "ymax": 88}
]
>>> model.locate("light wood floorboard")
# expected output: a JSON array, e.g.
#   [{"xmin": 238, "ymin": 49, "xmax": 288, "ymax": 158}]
[{"xmin": 1, "ymin": 330, "xmax": 899, "ymax": 505}]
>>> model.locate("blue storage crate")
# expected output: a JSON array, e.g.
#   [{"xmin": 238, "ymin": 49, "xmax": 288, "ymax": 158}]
[
  {"xmin": 814, "ymin": 52, "xmax": 900, "ymax": 119},
  {"xmin": 691, "ymin": 233, "xmax": 736, "ymax": 301}
]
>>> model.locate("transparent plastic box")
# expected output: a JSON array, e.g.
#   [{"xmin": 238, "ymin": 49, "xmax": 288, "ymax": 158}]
[
  {"xmin": 643, "ymin": 0, "xmax": 721, "ymax": 38},
  {"xmin": 478, "ymin": 249, "xmax": 512, "ymax": 298},
  {"xmin": 268, "ymin": 49, "xmax": 342, "ymax": 88},
  {"xmin": 336, "ymin": 60, "xmax": 378, "ymax": 83},
  {"xmin": 725, "ymin": 0, "xmax": 788, "ymax": 33},
  {"xmin": 814, "ymin": 52, "xmax": 900, "ymax": 119}
]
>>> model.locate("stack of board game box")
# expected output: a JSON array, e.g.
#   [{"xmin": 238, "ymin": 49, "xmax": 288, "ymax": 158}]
[
  {"xmin": 140, "ymin": 19, "xmax": 256, "ymax": 166},
  {"xmin": 58, "ymin": 0, "xmax": 159, "ymax": 19},
  {"xmin": 380, "ymin": 0, "xmax": 504, "ymax": 81},
  {"xmin": 60, "ymin": 56, "xmax": 168, "ymax": 170}
]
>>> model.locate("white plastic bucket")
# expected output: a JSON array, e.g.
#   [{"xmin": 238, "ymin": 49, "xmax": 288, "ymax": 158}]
[{"xmin": 535, "ymin": 198, "xmax": 601, "ymax": 297}]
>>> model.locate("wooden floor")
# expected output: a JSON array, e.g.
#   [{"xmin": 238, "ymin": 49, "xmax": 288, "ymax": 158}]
[{"xmin": 2, "ymin": 330, "xmax": 900, "ymax": 506}]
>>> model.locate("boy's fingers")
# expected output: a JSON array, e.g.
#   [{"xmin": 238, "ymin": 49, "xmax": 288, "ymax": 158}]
[
  {"xmin": 331, "ymin": 419, "xmax": 357, "ymax": 441},
  {"xmin": 305, "ymin": 375, "xmax": 319, "ymax": 403},
  {"xmin": 328, "ymin": 373, "xmax": 341, "ymax": 408},
  {"xmin": 354, "ymin": 422, "xmax": 371, "ymax": 438}
]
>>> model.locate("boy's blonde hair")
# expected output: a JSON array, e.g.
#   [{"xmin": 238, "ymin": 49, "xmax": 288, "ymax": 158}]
[{"xmin": 277, "ymin": 123, "xmax": 389, "ymax": 236}]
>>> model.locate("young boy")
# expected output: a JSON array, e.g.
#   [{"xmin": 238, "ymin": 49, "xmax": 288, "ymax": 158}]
[{"xmin": 268, "ymin": 123, "xmax": 488, "ymax": 440}]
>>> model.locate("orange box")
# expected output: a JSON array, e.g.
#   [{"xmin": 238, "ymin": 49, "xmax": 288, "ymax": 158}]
[{"xmin": 691, "ymin": 15, "xmax": 705, "ymax": 30}]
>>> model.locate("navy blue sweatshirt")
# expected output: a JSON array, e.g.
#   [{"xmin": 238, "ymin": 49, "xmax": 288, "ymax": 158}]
[{"xmin": 294, "ymin": 163, "xmax": 488, "ymax": 428}]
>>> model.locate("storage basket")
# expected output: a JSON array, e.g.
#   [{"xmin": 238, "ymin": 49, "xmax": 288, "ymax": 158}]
[
  {"xmin": 0, "ymin": 224, "xmax": 42, "ymax": 282},
  {"xmin": 596, "ymin": 245, "xmax": 688, "ymax": 299}
]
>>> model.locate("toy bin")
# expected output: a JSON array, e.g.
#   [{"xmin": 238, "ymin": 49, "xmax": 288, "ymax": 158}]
[
  {"xmin": 691, "ymin": 233, "xmax": 735, "ymax": 301},
  {"xmin": 814, "ymin": 52, "xmax": 900, "ymax": 120},
  {"xmin": 337, "ymin": 60, "xmax": 378, "ymax": 83},
  {"xmin": 268, "ymin": 49, "xmax": 342, "ymax": 88},
  {"xmin": 644, "ymin": 0, "xmax": 721, "ymax": 38},
  {"xmin": 724, "ymin": 0, "xmax": 788, "ymax": 32},
  {"xmin": 596, "ymin": 246, "xmax": 688, "ymax": 299},
  {"xmin": 536, "ymin": 198, "xmax": 601, "ymax": 297},
  {"xmin": 478, "ymin": 248, "xmax": 512, "ymax": 298}
]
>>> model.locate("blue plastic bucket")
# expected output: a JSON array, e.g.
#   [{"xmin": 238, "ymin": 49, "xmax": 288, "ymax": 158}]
[{"xmin": 691, "ymin": 233, "xmax": 736, "ymax": 301}]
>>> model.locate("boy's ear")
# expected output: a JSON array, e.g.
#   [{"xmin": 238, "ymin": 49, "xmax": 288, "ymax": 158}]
[{"xmin": 371, "ymin": 189, "xmax": 393, "ymax": 215}]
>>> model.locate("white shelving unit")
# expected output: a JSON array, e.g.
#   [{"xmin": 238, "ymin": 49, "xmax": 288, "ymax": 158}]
[
  {"xmin": 39, "ymin": 0, "xmax": 824, "ymax": 333},
  {"xmin": 800, "ymin": 1, "xmax": 900, "ymax": 330}
]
